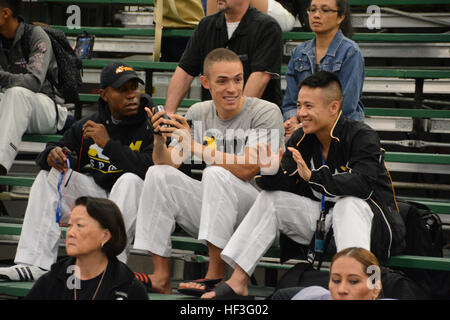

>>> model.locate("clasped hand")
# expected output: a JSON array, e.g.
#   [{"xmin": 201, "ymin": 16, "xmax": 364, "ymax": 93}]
[{"xmin": 145, "ymin": 107, "xmax": 192, "ymax": 149}]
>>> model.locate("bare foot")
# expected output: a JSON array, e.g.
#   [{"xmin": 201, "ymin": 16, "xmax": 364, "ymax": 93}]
[
  {"xmin": 147, "ymin": 274, "xmax": 172, "ymax": 294},
  {"xmin": 178, "ymin": 278, "xmax": 222, "ymax": 291},
  {"xmin": 179, "ymin": 281, "xmax": 206, "ymax": 291}
]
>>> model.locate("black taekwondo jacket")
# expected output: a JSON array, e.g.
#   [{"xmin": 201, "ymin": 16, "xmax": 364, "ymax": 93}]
[{"xmin": 255, "ymin": 113, "xmax": 406, "ymax": 262}]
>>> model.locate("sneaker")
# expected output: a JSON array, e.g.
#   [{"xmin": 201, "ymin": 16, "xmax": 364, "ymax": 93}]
[{"xmin": 0, "ymin": 264, "xmax": 48, "ymax": 281}]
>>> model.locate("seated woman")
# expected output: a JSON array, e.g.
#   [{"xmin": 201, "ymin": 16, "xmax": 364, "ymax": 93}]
[
  {"xmin": 283, "ymin": 0, "xmax": 365, "ymax": 139},
  {"xmin": 25, "ymin": 197, "xmax": 148, "ymax": 300},
  {"xmin": 273, "ymin": 247, "xmax": 384, "ymax": 300}
]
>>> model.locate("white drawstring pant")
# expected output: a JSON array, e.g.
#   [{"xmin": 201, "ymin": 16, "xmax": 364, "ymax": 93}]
[
  {"xmin": 15, "ymin": 170, "xmax": 143, "ymax": 269},
  {"xmin": 221, "ymin": 190, "xmax": 374, "ymax": 276},
  {"xmin": 134, "ymin": 165, "xmax": 260, "ymax": 257},
  {"xmin": 0, "ymin": 87, "xmax": 68, "ymax": 172}
]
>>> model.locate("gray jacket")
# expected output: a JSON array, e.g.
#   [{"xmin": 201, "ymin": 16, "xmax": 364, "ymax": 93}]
[{"xmin": 0, "ymin": 20, "xmax": 62, "ymax": 103}]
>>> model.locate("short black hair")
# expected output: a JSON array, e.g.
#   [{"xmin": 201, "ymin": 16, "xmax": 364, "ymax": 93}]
[
  {"xmin": 299, "ymin": 71, "xmax": 343, "ymax": 105},
  {"xmin": 0, "ymin": 0, "xmax": 22, "ymax": 17},
  {"xmin": 75, "ymin": 196, "xmax": 127, "ymax": 259}
]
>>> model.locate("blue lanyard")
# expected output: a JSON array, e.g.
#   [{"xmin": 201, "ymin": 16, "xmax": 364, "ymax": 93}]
[
  {"xmin": 321, "ymin": 155, "xmax": 325, "ymax": 213},
  {"xmin": 56, "ymin": 158, "xmax": 71, "ymax": 223},
  {"xmin": 313, "ymin": 154, "xmax": 327, "ymax": 256}
]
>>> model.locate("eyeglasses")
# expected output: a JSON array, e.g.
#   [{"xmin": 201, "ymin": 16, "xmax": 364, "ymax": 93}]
[{"xmin": 307, "ymin": 7, "xmax": 339, "ymax": 15}]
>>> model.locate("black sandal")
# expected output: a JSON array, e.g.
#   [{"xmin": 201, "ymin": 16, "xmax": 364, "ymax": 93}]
[
  {"xmin": 209, "ymin": 282, "xmax": 254, "ymax": 300},
  {"xmin": 177, "ymin": 278, "xmax": 222, "ymax": 297}
]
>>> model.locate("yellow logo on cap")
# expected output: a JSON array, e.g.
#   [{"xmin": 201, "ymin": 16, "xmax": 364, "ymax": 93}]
[{"xmin": 115, "ymin": 65, "xmax": 134, "ymax": 74}]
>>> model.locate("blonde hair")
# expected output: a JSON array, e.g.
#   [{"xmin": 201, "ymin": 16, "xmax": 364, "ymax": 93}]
[
  {"xmin": 331, "ymin": 247, "xmax": 380, "ymax": 272},
  {"xmin": 331, "ymin": 247, "xmax": 383, "ymax": 298}
]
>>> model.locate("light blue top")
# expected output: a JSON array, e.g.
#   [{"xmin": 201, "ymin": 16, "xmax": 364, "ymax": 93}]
[
  {"xmin": 291, "ymin": 285, "xmax": 396, "ymax": 300},
  {"xmin": 291, "ymin": 286, "xmax": 332, "ymax": 300},
  {"xmin": 281, "ymin": 29, "xmax": 365, "ymax": 121}
]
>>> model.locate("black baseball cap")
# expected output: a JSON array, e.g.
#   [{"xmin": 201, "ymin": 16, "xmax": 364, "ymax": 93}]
[{"xmin": 100, "ymin": 61, "xmax": 144, "ymax": 89}]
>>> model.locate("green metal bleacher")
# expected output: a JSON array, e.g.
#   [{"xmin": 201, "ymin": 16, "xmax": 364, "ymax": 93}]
[
  {"xmin": 64, "ymin": 57, "xmax": 450, "ymax": 119},
  {"xmin": 1, "ymin": 221, "xmax": 450, "ymax": 273},
  {"xmin": 3, "ymin": 139, "xmax": 450, "ymax": 214}
]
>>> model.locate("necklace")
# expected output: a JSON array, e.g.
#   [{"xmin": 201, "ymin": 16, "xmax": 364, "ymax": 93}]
[{"xmin": 73, "ymin": 265, "xmax": 107, "ymax": 300}]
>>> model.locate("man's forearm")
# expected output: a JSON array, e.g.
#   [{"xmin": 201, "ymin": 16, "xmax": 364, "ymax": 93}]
[
  {"xmin": 193, "ymin": 142, "xmax": 259, "ymax": 181},
  {"xmin": 165, "ymin": 67, "xmax": 194, "ymax": 114},
  {"xmin": 152, "ymin": 138, "xmax": 180, "ymax": 167},
  {"xmin": 243, "ymin": 71, "xmax": 271, "ymax": 98}
]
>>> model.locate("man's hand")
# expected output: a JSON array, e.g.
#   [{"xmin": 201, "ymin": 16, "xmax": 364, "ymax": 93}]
[
  {"xmin": 47, "ymin": 147, "xmax": 69, "ymax": 172},
  {"xmin": 160, "ymin": 113, "xmax": 193, "ymax": 151},
  {"xmin": 284, "ymin": 116, "xmax": 302, "ymax": 137},
  {"xmin": 250, "ymin": 143, "xmax": 283, "ymax": 175},
  {"xmin": 145, "ymin": 107, "xmax": 166, "ymax": 145},
  {"xmin": 146, "ymin": 107, "xmax": 192, "ymax": 166},
  {"xmin": 145, "ymin": 107, "xmax": 192, "ymax": 146},
  {"xmin": 288, "ymin": 147, "xmax": 311, "ymax": 181},
  {"xmin": 83, "ymin": 120, "xmax": 110, "ymax": 148}
]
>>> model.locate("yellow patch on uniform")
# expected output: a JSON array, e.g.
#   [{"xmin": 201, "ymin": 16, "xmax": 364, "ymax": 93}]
[
  {"xmin": 129, "ymin": 141, "xmax": 143, "ymax": 151},
  {"xmin": 88, "ymin": 147, "xmax": 98, "ymax": 157},
  {"xmin": 203, "ymin": 136, "xmax": 217, "ymax": 150},
  {"xmin": 340, "ymin": 166, "xmax": 348, "ymax": 172}
]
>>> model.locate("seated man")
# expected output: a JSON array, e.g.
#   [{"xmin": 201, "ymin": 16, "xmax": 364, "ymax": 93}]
[
  {"xmin": 133, "ymin": 48, "xmax": 284, "ymax": 294},
  {"xmin": 0, "ymin": 61, "xmax": 155, "ymax": 281},
  {"xmin": 0, "ymin": 0, "xmax": 72, "ymax": 175},
  {"xmin": 200, "ymin": 71, "xmax": 406, "ymax": 299}
]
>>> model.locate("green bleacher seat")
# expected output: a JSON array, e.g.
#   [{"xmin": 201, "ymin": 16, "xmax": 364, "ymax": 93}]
[
  {"xmin": 80, "ymin": 93, "xmax": 450, "ymax": 118},
  {"xmin": 283, "ymin": 32, "xmax": 450, "ymax": 43},
  {"xmin": 77, "ymin": 58, "xmax": 450, "ymax": 80},
  {"xmin": 22, "ymin": 134, "xmax": 62, "ymax": 143},
  {"xmin": 0, "ymin": 222, "xmax": 449, "ymax": 273},
  {"xmin": 0, "ymin": 279, "xmax": 274, "ymax": 299},
  {"xmin": 364, "ymin": 108, "xmax": 450, "ymax": 119},
  {"xmin": 0, "ymin": 176, "xmax": 35, "ymax": 188},
  {"xmin": 53, "ymin": 25, "xmax": 450, "ymax": 44}
]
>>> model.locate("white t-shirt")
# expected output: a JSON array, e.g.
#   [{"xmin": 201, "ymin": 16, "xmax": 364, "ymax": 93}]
[
  {"xmin": 170, "ymin": 97, "xmax": 285, "ymax": 164},
  {"xmin": 226, "ymin": 21, "xmax": 240, "ymax": 39}
]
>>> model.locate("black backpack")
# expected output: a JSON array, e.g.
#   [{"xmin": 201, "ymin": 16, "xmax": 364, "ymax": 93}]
[
  {"xmin": 21, "ymin": 22, "xmax": 83, "ymax": 103},
  {"xmin": 396, "ymin": 200, "xmax": 449, "ymax": 299},
  {"xmin": 397, "ymin": 200, "xmax": 444, "ymax": 258},
  {"xmin": 380, "ymin": 266, "xmax": 430, "ymax": 300}
]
